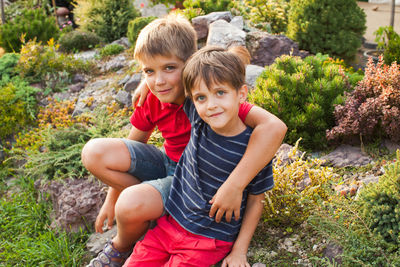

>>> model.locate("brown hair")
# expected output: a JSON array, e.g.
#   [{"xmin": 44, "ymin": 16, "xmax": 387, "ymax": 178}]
[
  {"xmin": 134, "ymin": 14, "xmax": 197, "ymax": 63},
  {"xmin": 182, "ymin": 45, "xmax": 250, "ymax": 98}
]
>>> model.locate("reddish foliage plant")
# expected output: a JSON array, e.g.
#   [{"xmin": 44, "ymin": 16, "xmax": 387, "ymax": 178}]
[{"xmin": 327, "ymin": 56, "xmax": 400, "ymax": 144}]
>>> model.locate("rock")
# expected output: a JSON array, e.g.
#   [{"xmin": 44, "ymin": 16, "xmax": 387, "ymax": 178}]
[
  {"xmin": 323, "ymin": 242, "xmax": 343, "ymax": 265},
  {"xmin": 101, "ymin": 55, "xmax": 128, "ymax": 73},
  {"xmin": 36, "ymin": 178, "xmax": 107, "ymax": 233},
  {"xmin": 52, "ymin": 91, "xmax": 71, "ymax": 101},
  {"xmin": 111, "ymin": 37, "xmax": 131, "ymax": 48},
  {"xmin": 118, "ymin": 74, "xmax": 131, "ymax": 86},
  {"xmin": 383, "ymin": 139, "xmax": 400, "ymax": 154},
  {"xmin": 252, "ymin": 263, "xmax": 266, "ymax": 267},
  {"xmin": 74, "ymin": 50, "xmax": 98, "ymax": 61},
  {"xmin": 321, "ymin": 145, "xmax": 373, "ymax": 168},
  {"xmin": 68, "ymin": 82, "xmax": 85, "ymax": 93},
  {"xmin": 124, "ymin": 73, "xmax": 142, "ymax": 93},
  {"xmin": 274, "ymin": 143, "xmax": 303, "ymax": 166},
  {"xmin": 86, "ymin": 226, "xmax": 118, "ymax": 256},
  {"xmin": 246, "ymin": 31, "xmax": 309, "ymax": 67},
  {"xmin": 361, "ymin": 174, "xmax": 380, "ymax": 185},
  {"xmin": 246, "ymin": 64, "xmax": 265, "ymax": 89},
  {"xmin": 115, "ymin": 90, "xmax": 132, "ymax": 107},
  {"xmin": 207, "ymin": 19, "xmax": 246, "ymax": 48},
  {"xmin": 134, "ymin": 0, "xmax": 169, "ymax": 17},
  {"xmin": 192, "ymin": 11, "xmax": 233, "ymax": 40},
  {"xmin": 230, "ymin": 16, "xmax": 244, "ymax": 30},
  {"xmin": 72, "ymin": 73, "xmax": 87, "ymax": 84}
]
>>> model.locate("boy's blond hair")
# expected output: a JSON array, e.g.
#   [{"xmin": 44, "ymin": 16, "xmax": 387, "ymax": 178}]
[
  {"xmin": 182, "ymin": 45, "xmax": 250, "ymax": 98},
  {"xmin": 134, "ymin": 14, "xmax": 197, "ymax": 62}
]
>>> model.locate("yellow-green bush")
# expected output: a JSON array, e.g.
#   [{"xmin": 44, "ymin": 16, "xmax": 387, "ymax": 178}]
[
  {"xmin": 0, "ymin": 78, "xmax": 39, "ymax": 139},
  {"xmin": 264, "ymin": 139, "xmax": 335, "ymax": 226},
  {"xmin": 16, "ymin": 39, "xmax": 91, "ymax": 91},
  {"xmin": 358, "ymin": 150, "xmax": 400, "ymax": 245}
]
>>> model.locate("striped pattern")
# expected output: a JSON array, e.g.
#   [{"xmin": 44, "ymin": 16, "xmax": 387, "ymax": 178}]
[{"xmin": 165, "ymin": 99, "xmax": 274, "ymax": 242}]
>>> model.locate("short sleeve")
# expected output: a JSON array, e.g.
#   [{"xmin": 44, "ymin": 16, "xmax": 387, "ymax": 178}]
[
  {"xmin": 247, "ymin": 161, "xmax": 274, "ymax": 195},
  {"xmin": 130, "ymin": 95, "xmax": 156, "ymax": 132},
  {"xmin": 238, "ymin": 102, "xmax": 253, "ymax": 122}
]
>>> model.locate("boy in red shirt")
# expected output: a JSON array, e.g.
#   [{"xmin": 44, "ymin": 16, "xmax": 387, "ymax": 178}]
[{"xmin": 82, "ymin": 15, "xmax": 287, "ymax": 267}]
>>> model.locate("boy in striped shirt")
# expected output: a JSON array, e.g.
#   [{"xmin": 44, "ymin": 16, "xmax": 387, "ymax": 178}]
[{"xmin": 123, "ymin": 46, "xmax": 276, "ymax": 267}]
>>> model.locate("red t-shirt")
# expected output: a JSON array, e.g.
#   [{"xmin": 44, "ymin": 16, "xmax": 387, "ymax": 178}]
[{"xmin": 130, "ymin": 92, "xmax": 253, "ymax": 162}]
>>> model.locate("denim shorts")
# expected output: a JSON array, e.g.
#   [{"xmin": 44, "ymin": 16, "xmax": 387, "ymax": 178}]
[{"xmin": 121, "ymin": 139, "xmax": 177, "ymax": 205}]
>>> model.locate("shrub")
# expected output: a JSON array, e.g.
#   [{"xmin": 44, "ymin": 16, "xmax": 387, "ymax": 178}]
[
  {"xmin": 0, "ymin": 78, "xmax": 39, "ymax": 139},
  {"xmin": 375, "ymin": 26, "xmax": 400, "ymax": 65},
  {"xmin": 0, "ymin": 8, "xmax": 59, "ymax": 52},
  {"xmin": 263, "ymin": 140, "xmax": 335, "ymax": 227},
  {"xmin": 232, "ymin": 0, "xmax": 289, "ymax": 34},
  {"xmin": 286, "ymin": 0, "xmax": 366, "ymax": 61},
  {"xmin": 74, "ymin": 0, "xmax": 140, "ymax": 43},
  {"xmin": 0, "ymin": 53, "xmax": 20, "ymax": 81},
  {"xmin": 327, "ymin": 57, "xmax": 400, "ymax": 144},
  {"xmin": 127, "ymin": 16, "xmax": 157, "ymax": 47},
  {"xmin": 358, "ymin": 151, "xmax": 400, "ymax": 245},
  {"xmin": 99, "ymin": 44, "xmax": 125, "ymax": 58},
  {"xmin": 183, "ymin": 0, "xmax": 233, "ymax": 15},
  {"xmin": 16, "ymin": 39, "xmax": 90, "ymax": 92},
  {"xmin": 249, "ymin": 54, "xmax": 361, "ymax": 150},
  {"xmin": 58, "ymin": 30, "xmax": 102, "ymax": 53}
]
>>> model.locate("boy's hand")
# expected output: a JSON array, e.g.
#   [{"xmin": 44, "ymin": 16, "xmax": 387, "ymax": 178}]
[
  {"xmin": 221, "ymin": 252, "xmax": 250, "ymax": 267},
  {"xmin": 209, "ymin": 182, "xmax": 243, "ymax": 223},
  {"xmin": 95, "ymin": 200, "xmax": 115, "ymax": 233},
  {"xmin": 132, "ymin": 80, "xmax": 149, "ymax": 108}
]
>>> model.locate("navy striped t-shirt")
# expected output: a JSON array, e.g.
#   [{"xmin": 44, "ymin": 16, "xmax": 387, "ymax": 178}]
[{"xmin": 165, "ymin": 99, "xmax": 274, "ymax": 242}]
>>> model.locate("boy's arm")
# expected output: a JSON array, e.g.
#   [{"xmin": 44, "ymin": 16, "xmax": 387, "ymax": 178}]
[
  {"xmin": 209, "ymin": 106, "xmax": 286, "ymax": 223},
  {"xmin": 221, "ymin": 193, "xmax": 265, "ymax": 267}
]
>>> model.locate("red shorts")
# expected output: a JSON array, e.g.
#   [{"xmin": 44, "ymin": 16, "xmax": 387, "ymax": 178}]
[{"xmin": 123, "ymin": 215, "xmax": 233, "ymax": 267}]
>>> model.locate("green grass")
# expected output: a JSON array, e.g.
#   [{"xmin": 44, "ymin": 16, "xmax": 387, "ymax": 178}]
[{"xmin": 0, "ymin": 174, "xmax": 89, "ymax": 266}]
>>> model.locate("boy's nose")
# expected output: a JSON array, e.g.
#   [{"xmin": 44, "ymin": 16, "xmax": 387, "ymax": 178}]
[
  {"xmin": 155, "ymin": 74, "xmax": 166, "ymax": 85},
  {"xmin": 207, "ymin": 97, "xmax": 217, "ymax": 109}
]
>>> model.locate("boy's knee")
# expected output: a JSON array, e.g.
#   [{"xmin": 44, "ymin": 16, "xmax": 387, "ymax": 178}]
[
  {"xmin": 81, "ymin": 138, "xmax": 104, "ymax": 167},
  {"xmin": 115, "ymin": 189, "xmax": 147, "ymax": 222}
]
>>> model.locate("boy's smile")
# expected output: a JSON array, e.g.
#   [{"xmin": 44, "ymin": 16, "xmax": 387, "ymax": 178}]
[
  {"xmin": 192, "ymin": 80, "xmax": 248, "ymax": 136},
  {"xmin": 141, "ymin": 55, "xmax": 186, "ymax": 105}
]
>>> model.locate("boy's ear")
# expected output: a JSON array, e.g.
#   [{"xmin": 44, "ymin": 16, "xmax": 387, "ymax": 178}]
[{"xmin": 238, "ymin": 84, "xmax": 248, "ymax": 104}]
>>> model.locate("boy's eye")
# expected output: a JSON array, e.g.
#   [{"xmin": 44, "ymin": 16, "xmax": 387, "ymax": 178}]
[
  {"xmin": 143, "ymin": 69, "xmax": 153, "ymax": 75},
  {"xmin": 195, "ymin": 95, "xmax": 205, "ymax": 102},
  {"xmin": 165, "ymin": 66, "xmax": 175, "ymax": 71},
  {"xmin": 217, "ymin": 90, "xmax": 225, "ymax": 96}
]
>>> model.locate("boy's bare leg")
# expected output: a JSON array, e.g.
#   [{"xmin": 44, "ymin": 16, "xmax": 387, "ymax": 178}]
[
  {"xmin": 82, "ymin": 138, "xmax": 164, "ymax": 252},
  {"xmin": 113, "ymin": 184, "xmax": 164, "ymax": 251},
  {"xmin": 81, "ymin": 138, "xmax": 141, "ymax": 190}
]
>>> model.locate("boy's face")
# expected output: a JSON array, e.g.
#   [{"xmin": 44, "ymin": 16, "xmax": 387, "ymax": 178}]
[
  {"xmin": 192, "ymin": 79, "xmax": 248, "ymax": 136},
  {"xmin": 140, "ymin": 54, "xmax": 185, "ymax": 105}
]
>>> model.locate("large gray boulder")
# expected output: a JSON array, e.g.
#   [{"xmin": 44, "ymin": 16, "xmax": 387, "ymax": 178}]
[
  {"xmin": 206, "ymin": 19, "xmax": 246, "ymax": 48},
  {"xmin": 246, "ymin": 31, "xmax": 309, "ymax": 67},
  {"xmin": 192, "ymin": 11, "xmax": 233, "ymax": 40}
]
